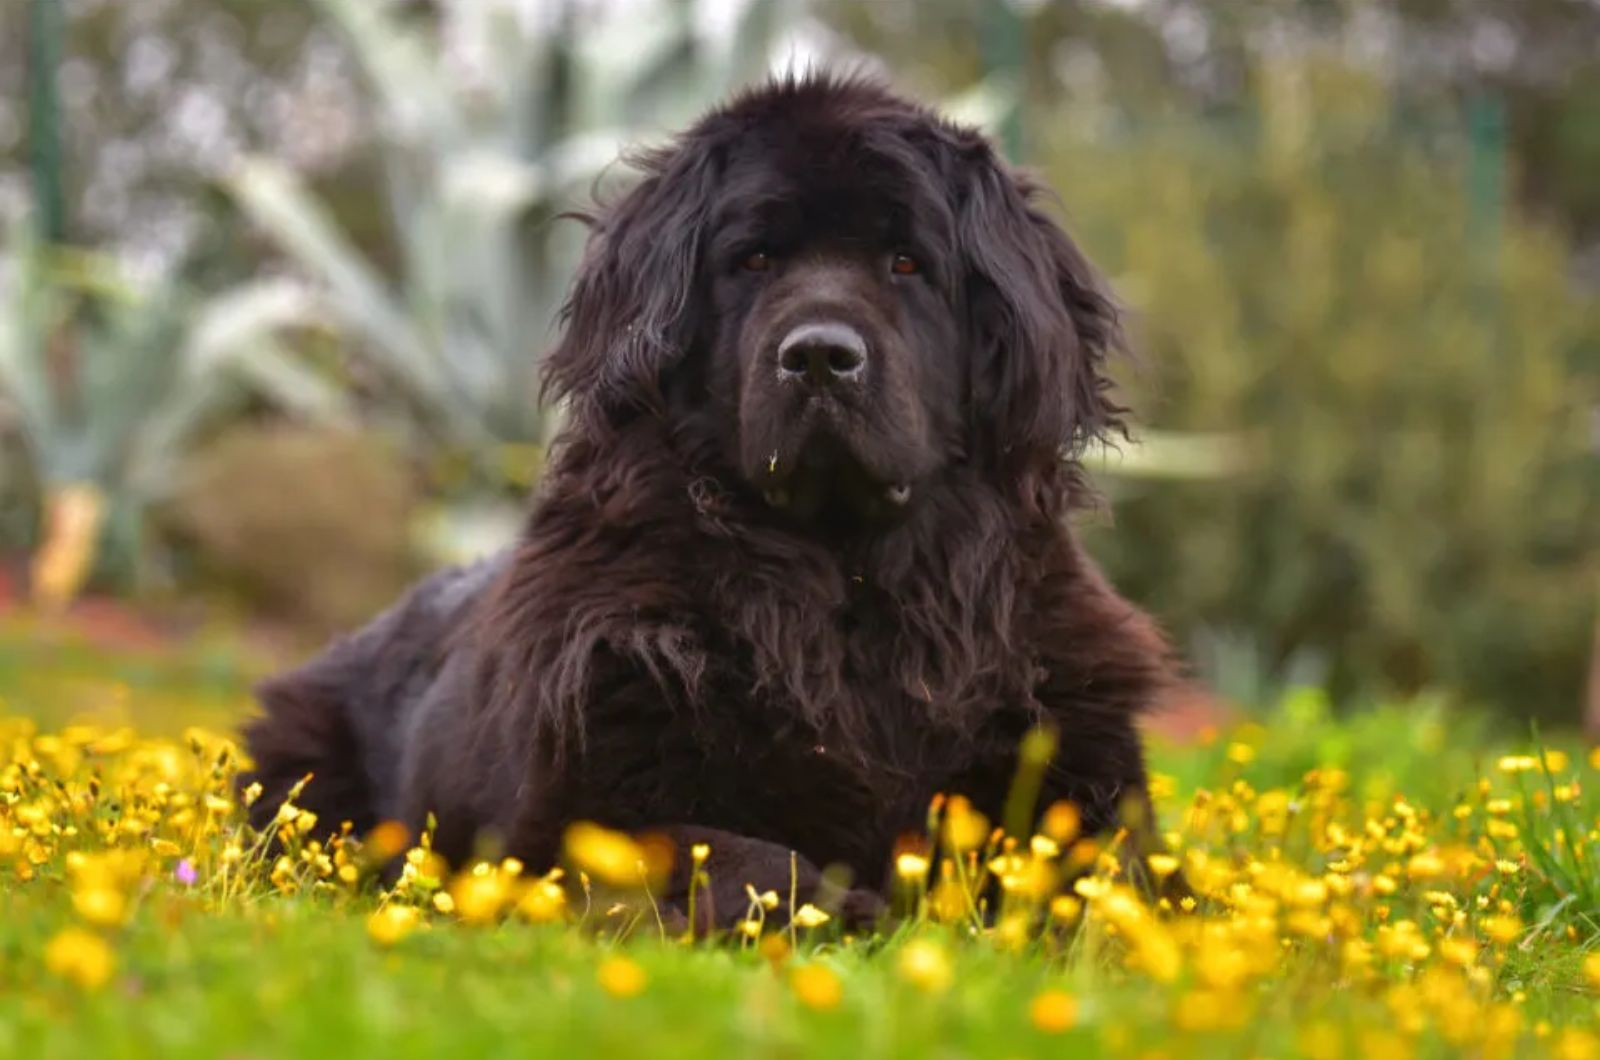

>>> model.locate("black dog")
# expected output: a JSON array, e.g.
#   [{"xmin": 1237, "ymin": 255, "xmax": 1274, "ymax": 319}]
[{"xmin": 241, "ymin": 74, "xmax": 1176, "ymax": 927}]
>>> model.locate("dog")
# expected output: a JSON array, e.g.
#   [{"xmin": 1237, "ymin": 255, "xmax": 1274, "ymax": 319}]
[{"xmin": 241, "ymin": 74, "xmax": 1177, "ymax": 928}]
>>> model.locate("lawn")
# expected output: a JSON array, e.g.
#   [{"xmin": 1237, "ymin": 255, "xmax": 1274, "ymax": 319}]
[{"xmin": 1, "ymin": 619, "xmax": 1597, "ymax": 1059}]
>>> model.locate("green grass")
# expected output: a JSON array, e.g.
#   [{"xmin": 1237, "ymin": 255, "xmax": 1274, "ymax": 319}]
[
  {"xmin": 2, "ymin": 890, "xmax": 1594, "ymax": 1059},
  {"xmin": 0, "ymin": 614, "xmax": 263, "ymax": 733},
  {"xmin": 1, "ymin": 621, "xmax": 1597, "ymax": 1059}
]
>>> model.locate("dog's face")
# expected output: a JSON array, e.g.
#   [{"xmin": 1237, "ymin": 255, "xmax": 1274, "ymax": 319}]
[
  {"xmin": 545, "ymin": 76, "xmax": 1126, "ymax": 533},
  {"xmin": 697, "ymin": 128, "xmax": 966, "ymax": 526}
]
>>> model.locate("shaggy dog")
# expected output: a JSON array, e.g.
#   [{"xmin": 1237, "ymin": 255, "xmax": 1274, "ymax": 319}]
[{"xmin": 241, "ymin": 74, "xmax": 1176, "ymax": 927}]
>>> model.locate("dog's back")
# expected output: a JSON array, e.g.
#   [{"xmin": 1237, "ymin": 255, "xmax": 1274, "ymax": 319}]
[{"xmin": 239, "ymin": 552, "xmax": 510, "ymax": 836}]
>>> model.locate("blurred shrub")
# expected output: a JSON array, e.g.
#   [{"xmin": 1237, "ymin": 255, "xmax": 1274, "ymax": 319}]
[
  {"xmin": 165, "ymin": 425, "xmax": 418, "ymax": 636},
  {"xmin": 1058, "ymin": 59, "xmax": 1600, "ymax": 719}
]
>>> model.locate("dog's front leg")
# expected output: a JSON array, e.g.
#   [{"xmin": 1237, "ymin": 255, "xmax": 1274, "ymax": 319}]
[{"xmin": 648, "ymin": 825, "xmax": 885, "ymax": 935}]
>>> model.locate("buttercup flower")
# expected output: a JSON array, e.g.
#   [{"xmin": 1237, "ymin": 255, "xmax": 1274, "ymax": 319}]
[
  {"xmin": 44, "ymin": 928, "xmax": 114, "ymax": 990},
  {"xmin": 791, "ymin": 963, "xmax": 843, "ymax": 1011},
  {"xmin": 597, "ymin": 955, "xmax": 647, "ymax": 998}
]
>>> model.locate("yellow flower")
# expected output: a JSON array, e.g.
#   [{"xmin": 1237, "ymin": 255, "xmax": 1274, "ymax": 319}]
[
  {"xmin": 72, "ymin": 886, "xmax": 127, "ymax": 928},
  {"xmin": 896, "ymin": 852, "xmax": 931, "ymax": 880},
  {"xmin": 1129, "ymin": 926, "xmax": 1183, "ymax": 983},
  {"xmin": 790, "ymin": 963, "xmax": 843, "ymax": 1011},
  {"xmin": 367, "ymin": 904, "xmax": 420, "ymax": 946},
  {"xmin": 1050, "ymin": 895, "xmax": 1083, "ymax": 923},
  {"xmin": 1486, "ymin": 819, "xmax": 1519, "ymax": 840},
  {"xmin": 1029, "ymin": 989, "xmax": 1077, "ymax": 1034},
  {"xmin": 517, "ymin": 879, "xmax": 568, "ymax": 924},
  {"xmin": 1406, "ymin": 852, "xmax": 1446, "ymax": 880},
  {"xmin": 1481, "ymin": 914, "xmax": 1522, "ymax": 945},
  {"xmin": 1174, "ymin": 988, "xmax": 1247, "ymax": 1031},
  {"xmin": 1496, "ymin": 755, "xmax": 1538, "ymax": 774},
  {"xmin": 597, "ymin": 955, "xmax": 647, "ymax": 998},
  {"xmin": 1041, "ymin": 801, "xmax": 1081, "ymax": 844},
  {"xmin": 691, "ymin": 842, "xmax": 711, "ymax": 865},
  {"xmin": 564, "ymin": 822, "xmax": 648, "ymax": 887},
  {"xmin": 44, "ymin": 927, "xmax": 114, "ymax": 990},
  {"xmin": 1554, "ymin": 1030, "xmax": 1599, "ymax": 1060},
  {"xmin": 792, "ymin": 904, "xmax": 831, "ymax": 929},
  {"xmin": 365, "ymin": 820, "xmax": 411, "ymax": 861},
  {"xmin": 942, "ymin": 796, "xmax": 990, "ymax": 853},
  {"xmin": 449, "ymin": 867, "xmax": 511, "ymax": 924},
  {"xmin": 1581, "ymin": 951, "xmax": 1600, "ymax": 988},
  {"xmin": 1146, "ymin": 853, "xmax": 1180, "ymax": 880},
  {"xmin": 897, "ymin": 939, "xmax": 953, "ymax": 994},
  {"xmin": 1073, "ymin": 876, "xmax": 1110, "ymax": 899}
]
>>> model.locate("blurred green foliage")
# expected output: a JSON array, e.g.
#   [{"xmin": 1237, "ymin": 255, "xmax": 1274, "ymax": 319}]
[{"xmin": 1049, "ymin": 59, "xmax": 1600, "ymax": 718}]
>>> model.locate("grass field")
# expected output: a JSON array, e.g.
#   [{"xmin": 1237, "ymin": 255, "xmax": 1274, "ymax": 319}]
[{"xmin": 2, "ymin": 619, "xmax": 1598, "ymax": 1059}]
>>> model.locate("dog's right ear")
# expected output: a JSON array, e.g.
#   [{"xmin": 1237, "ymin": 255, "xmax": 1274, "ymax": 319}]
[{"xmin": 542, "ymin": 144, "xmax": 720, "ymax": 427}]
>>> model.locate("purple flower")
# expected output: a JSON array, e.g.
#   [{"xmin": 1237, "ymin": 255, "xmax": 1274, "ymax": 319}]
[{"xmin": 174, "ymin": 859, "xmax": 197, "ymax": 886}]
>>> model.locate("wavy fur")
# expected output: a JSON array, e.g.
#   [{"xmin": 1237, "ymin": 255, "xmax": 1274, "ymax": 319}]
[{"xmin": 240, "ymin": 74, "xmax": 1176, "ymax": 923}]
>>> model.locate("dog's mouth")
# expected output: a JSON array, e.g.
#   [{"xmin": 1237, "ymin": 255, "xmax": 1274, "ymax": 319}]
[{"xmin": 756, "ymin": 413, "xmax": 916, "ymax": 530}]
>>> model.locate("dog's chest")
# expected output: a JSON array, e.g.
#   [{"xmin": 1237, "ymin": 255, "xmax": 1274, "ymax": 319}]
[{"xmin": 688, "ymin": 660, "xmax": 1018, "ymax": 882}]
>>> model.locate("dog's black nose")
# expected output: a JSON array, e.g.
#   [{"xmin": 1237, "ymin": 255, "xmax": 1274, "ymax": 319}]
[{"xmin": 777, "ymin": 321, "xmax": 867, "ymax": 384}]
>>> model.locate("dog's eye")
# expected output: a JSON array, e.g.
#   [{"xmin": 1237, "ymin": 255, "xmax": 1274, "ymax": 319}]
[
  {"xmin": 890, "ymin": 253, "xmax": 920, "ymax": 276},
  {"xmin": 742, "ymin": 251, "xmax": 771, "ymax": 273}
]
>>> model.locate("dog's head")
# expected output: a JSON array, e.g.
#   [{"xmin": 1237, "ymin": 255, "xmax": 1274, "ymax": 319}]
[{"xmin": 544, "ymin": 75, "xmax": 1124, "ymax": 530}]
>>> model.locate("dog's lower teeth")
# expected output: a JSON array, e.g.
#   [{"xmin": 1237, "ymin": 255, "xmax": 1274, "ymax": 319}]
[
  {"xmin": 886, "ymin": 484, "xmax": 912, "ymax": 505},
  {"xmin": 764, "ymin": 489, "xmax": 790, "ymax": 508}
]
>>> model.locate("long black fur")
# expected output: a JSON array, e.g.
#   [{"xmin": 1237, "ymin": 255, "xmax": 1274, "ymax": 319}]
[{"xmin": 240, "ymin": 74, "xmax": 1176, "ymax": 926}]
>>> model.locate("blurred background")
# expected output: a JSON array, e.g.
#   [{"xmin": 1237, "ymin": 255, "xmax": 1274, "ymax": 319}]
[{"xmin": 0, "ymin": 0, "xmax": 1596, "ymax": 736}]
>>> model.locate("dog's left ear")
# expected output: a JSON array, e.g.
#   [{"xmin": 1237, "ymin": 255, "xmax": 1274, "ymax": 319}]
[{"xmin": 957, "ymin": 148, "xmax": 1125, "ymax": 470}]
